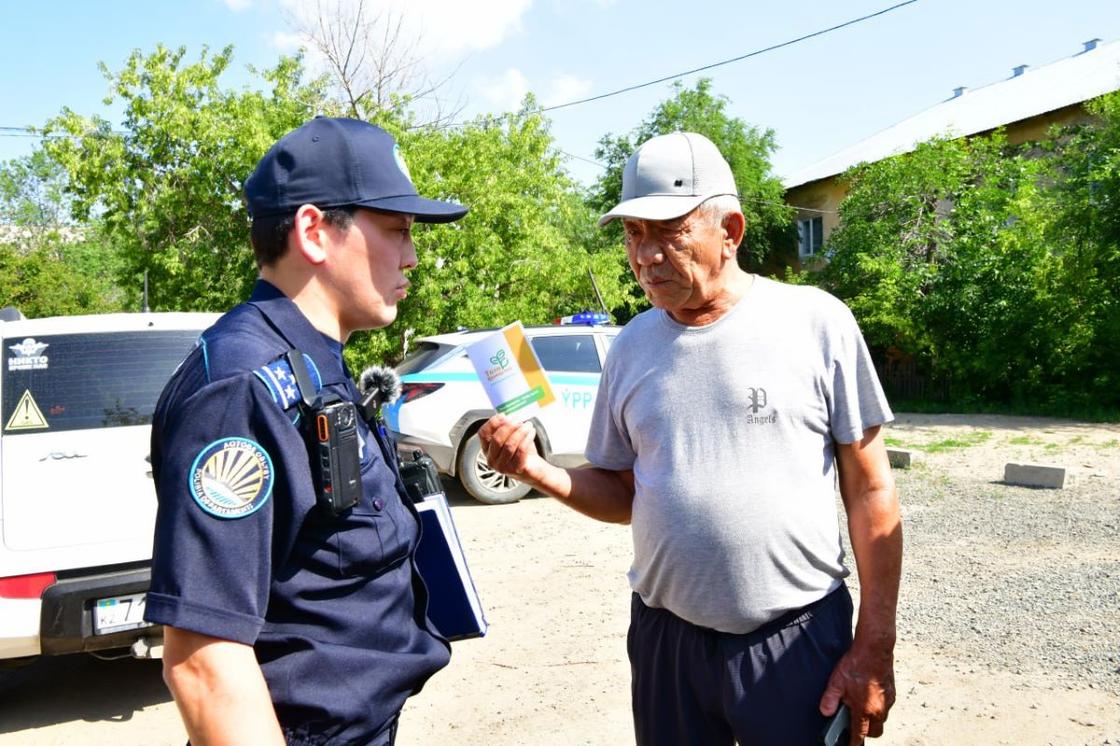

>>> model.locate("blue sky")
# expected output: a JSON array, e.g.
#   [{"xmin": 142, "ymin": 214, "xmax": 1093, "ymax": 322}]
[{"xmin": 3, "ymin": 0, "xmax": 1120, "ymax": 187}]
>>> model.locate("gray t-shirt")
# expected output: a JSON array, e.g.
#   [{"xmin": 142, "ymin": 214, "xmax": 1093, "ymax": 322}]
[{"xmin": 586, "ymin": 276, "xmax": 892, "ymax": 634}]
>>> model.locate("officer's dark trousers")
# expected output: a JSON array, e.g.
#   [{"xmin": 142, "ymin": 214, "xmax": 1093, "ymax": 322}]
[{"xmin": 628, "ymin": 584, "xmax": 853, "ymax": 746}]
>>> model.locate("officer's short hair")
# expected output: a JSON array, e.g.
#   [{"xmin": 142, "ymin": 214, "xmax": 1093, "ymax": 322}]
[{"xmin": 250, "ymin": 206, "xmax": 357, "ymax": 267}]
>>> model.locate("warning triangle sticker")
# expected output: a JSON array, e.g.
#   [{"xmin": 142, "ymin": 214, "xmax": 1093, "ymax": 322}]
[{"xmin": 5, "ymin": 390, "xmax": 48, "ymax": 431}]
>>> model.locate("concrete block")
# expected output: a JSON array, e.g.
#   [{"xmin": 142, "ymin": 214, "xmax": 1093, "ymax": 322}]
[
  {"xmin": 1003, "ymin": 462, "xmax": 1066, "ymax": 489},
  {"xmin": 886, "ymin": 448, "xmax": 914, "ymax": 469}
]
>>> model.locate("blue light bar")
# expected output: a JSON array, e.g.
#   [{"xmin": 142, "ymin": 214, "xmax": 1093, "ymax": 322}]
[{"xmin": 557, "ymin": 311, "xmax": 610, "ymax": 326}]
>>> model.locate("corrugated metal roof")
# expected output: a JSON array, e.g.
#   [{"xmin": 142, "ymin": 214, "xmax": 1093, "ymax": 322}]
[{"xmin": 783, "ymin": 38, "xmax": 1120, "ymax": 190}]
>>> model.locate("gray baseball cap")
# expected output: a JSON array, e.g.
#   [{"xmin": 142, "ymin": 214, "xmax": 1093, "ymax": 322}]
[{"xmin": 598, "ymin": 131, "xmax": 738, "ymax": 226}]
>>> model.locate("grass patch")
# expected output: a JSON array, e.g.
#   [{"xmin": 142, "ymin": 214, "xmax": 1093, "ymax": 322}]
[
  {"xmin": 1096, "ymin": 439, "xmax": 1120, "ymax": 450},
  {"xmin": 918, "ymin": 430, "xmax": 993, "ymax": 453},
  {"xmin": 1008, "ymin": 435, "xmax": 1042, "ymax": 446},
  {"xmin": 884, "ymin": 437, "xmax": 905, "ymax": 447}
]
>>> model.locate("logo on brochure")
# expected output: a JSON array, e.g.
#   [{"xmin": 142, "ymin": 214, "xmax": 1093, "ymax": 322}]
[{"xmin": 485, "ymin": 349, "xmax": 512, "ymax": 382}]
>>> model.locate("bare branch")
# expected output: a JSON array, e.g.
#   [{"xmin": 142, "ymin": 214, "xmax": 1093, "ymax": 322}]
[{"xmin": 286, "ymin": 0, "xmax": 457, "ymax": 126}]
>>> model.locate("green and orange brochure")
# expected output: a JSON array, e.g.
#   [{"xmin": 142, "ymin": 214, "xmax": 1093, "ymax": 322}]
[{"xmin": 466, "ymin": 321, "xmax": 556, "ymax": 421}]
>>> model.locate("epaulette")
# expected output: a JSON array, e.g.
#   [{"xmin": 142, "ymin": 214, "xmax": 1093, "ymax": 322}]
[{"xmin": 253, "ymin": 353, "xmax": 323, "ymax": 420}]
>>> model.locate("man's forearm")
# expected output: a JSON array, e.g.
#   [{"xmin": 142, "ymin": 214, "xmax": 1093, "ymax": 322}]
[
  {"xmin": 163, "ymin": 627, "xmax": 285, "ymax": 746},
  {"xmin": 825, "ymin": 427, "xmax": 902, "ymax": 740},
  {"xmin": 846, "ymin": 488, "xmax": 902, "ymax": 650},
  {"xmin": 835, "ymin": 427, "xmax": 902, "ymax": 649},
  {"xmin": 479, "ymin": 415, "xmax": 634, "ymax": 524},
  {"xmin": 520, "ymin": 459, "xmax": 634, "ymax": 524}
]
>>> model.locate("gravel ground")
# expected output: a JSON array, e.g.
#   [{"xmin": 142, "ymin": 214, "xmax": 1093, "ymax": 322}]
[
  {"xmin": 845, "ymin": 465, "xmax": 1120, "ymax": 698},
  {"xmin": 856, "ymin": 416, "xmax": 1120, "ymax": 701}
]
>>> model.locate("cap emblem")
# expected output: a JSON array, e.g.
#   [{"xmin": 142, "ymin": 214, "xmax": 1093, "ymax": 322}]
[{"xmin": 393, "ymin": 144, "xmax": 412, "ymax": 181}]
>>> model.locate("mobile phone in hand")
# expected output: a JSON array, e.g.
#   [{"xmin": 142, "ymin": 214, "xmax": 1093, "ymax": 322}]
[{"xmin": 820, "ymin": 704, "xmax": 853, "ymax": 746}]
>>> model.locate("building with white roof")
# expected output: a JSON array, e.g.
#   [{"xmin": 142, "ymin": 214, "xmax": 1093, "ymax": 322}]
[{"xmin": 782, "ymin": 38, "xmax": 1120, "ymax": 268}]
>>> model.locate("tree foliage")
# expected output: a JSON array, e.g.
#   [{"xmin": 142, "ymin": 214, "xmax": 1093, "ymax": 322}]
[
  {"xmin": 42, "ymin": 45, "xmax": 328, "ymax": 313},
  {"xmin": 590, "ymin": 79, "xmax": 793, "ymax": 272},
  {"xmin": 816, "ymin": 93, "xmax": 1120, "ymax": 412},
  {"xmin": 348, "ymin": 98, "xmax": 629, "ymax": 363},
  {"xmin": 0, "ymin": 150, "xmax": 124, "ymax": 316},
  {"xmin": 36, "ymin": 47, "xmax": 624, "ymax": 366}
]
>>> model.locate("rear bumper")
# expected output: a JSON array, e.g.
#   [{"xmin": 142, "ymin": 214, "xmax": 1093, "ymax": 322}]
[
  {"xmin": 37, "ymin": 565, "xmax": 158, "ymax": 656},
  {"xmin": 0, "ymin": 598, "xmax": 43, "ymax": 658}
]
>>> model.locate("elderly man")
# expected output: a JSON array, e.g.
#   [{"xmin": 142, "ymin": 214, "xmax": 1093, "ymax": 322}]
[
  {"xmin": 145, "ymin": 117, "xmax": 467, "ymax": 745},
  {"xmin": 480, "ymin": 131, "xmax": 901, "ymax": 746}
]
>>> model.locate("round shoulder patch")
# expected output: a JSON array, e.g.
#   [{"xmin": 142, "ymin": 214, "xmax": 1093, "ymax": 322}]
[{"xmin": 189, "ymin": 437, "xmax": 274, "ymax": 519}]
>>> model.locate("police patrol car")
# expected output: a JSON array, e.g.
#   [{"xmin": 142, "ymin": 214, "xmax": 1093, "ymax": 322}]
[
  {"xmin": 0, "ymin": 307, "xmax": 216, "ymax": 665},
  {"xmin": 385, "ymin": 313, "xmax": 618, "ymax": 504}
]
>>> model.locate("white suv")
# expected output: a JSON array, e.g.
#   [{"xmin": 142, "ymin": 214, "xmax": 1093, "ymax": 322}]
[
  {"xmin": 0, "ymin": 308, "xmax": 216, "ymax": 664},
  {"xmin": 385, "ymin": 321, "xmax": 618, "ymax": 504}
]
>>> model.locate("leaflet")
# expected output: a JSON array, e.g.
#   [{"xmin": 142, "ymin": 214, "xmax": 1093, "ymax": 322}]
[{"xmin": 466, "ymin": 321, "xmax": 555, "ymax": 421}]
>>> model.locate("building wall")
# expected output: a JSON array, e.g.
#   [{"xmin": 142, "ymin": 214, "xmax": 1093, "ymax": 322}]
[{"xmin": 784, "ymin": 175, "xmax": 848, "ymax": 272}]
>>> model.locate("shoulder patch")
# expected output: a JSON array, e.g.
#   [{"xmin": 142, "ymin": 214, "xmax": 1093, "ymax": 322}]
[
  {"xmin": 189, "ymin": 438, "xmax": 274, "ymax": 519},
  {"xmin": 253, "ymin": 354, "xmax": 323, "ymax": 411}
]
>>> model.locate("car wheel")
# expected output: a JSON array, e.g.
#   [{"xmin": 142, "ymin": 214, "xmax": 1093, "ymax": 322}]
[{"xmin": 456, "ymin": 431, "xmax": 532, "ymax": 505}]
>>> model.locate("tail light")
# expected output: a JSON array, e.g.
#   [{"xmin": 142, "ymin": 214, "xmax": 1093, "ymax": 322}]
[
  {"xmin": 399, "ymin": 382, "xmax": 444, "ymax": 403},
  {"xmin": 0, "ymin": 572, "xmax": 57, "ymax": 599}
]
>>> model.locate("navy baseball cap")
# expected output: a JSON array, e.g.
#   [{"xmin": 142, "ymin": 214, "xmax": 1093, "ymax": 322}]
[{"xmin": 245, "ymin": 117, "xmax": 468, "ymax": 223}]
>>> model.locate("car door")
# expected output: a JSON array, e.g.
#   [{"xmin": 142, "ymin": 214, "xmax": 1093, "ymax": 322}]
[{"xmin": 529, "ymin": 333, "xmax": 602, "ymax": 464}]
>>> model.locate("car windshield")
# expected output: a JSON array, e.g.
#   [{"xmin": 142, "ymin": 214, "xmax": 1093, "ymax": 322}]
[{"xmin": 2, "ymin": 330, "xmax": 200, "ymax": 434}]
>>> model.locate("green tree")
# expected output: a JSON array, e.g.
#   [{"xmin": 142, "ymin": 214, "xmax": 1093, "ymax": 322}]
[
  {"xmin": 818, "ymin": 122, "xmax": 1120, "ymax": 412},
  {"xmin": 0, "ymin": 150, "xmax": 124, "ymax": 316},
  {"xmin": 348, "ymin": 98, "xmax": 630, "ymax": 364},
  {"xmin": 42, "ymin": 45, "xmax": 328, "ymax": 313},
  {"xmin": 1037, "ymin": 91, "xmax": 1120, "ymax": 407},
  {"xmin": 0, "ymin": 149, "xmax": 71, "ymax": 247},
  {"xmin": 590, "ymin": 79, "xmax": 794, "ymax": 274},
  {"xmin": 39, "ymin": 47, "xmax": 625, "ymax": 365}
]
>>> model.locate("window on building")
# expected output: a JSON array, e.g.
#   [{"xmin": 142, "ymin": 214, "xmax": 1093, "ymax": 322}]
[{"xmin": 798, "ymin": 216, "xmax": 823, "ymax": 258}]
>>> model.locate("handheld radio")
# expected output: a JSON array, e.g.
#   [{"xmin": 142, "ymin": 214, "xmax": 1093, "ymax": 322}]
[{"xmin": 286, "ymin": 351, "xmax": 363, "ymax": 515}]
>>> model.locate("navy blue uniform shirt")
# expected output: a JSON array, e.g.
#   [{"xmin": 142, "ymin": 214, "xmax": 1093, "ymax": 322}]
[{"xmin": 146, "ymin": 280, "xmax": 449, "ymax": 744}]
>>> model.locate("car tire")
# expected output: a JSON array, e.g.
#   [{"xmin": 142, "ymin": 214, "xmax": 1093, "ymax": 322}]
[{"xmin": 457, "ymin": 431, "xmax": 532, "ymax": 505}]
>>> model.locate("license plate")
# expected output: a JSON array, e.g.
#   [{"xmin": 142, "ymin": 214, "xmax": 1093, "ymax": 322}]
[{"xmin": 93, "ymin": 592, "xmax": 153, "ymax": 635}]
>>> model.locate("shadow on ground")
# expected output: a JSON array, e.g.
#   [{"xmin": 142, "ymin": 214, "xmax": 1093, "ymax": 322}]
[{"xmin": 0, "ymin": 653, "xmax": 171, "ymax": 733}]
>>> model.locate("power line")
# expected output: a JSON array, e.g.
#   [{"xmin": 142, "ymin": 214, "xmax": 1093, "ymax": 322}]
[
  {"xmin": 0, "ymin": 127, "xmax": 42, "ymax": 138},
  {"xmin": 558, "ymin": 149, "xmax": 606, "ymax": 168},
  {"xmin": 537, "ymin": 1, "xmax": 920, "ymax": 115},
  {"xmin": 422, "ymin": 1, "xmax": 920, "ymax": 134}
]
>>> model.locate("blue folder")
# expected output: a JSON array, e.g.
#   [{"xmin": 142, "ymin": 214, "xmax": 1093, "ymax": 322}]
[{"xmin": 414, "ymin": 493, "xmax": 488, "ymax": 640}]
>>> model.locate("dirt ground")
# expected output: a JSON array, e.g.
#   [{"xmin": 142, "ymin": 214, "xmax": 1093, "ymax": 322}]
[
  {"xmin": 404, "ymin": 414, "xmax": 1120, "ymax": 746},
  {"xmin": 1, "ymin": 414, "xmax": 1117, "ymax": 745}
]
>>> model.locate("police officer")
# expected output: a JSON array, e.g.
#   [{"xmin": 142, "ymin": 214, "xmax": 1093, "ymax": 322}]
[{"xmin": 145, "ymin": 117, "xmax": 467, "ymax": 745}]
